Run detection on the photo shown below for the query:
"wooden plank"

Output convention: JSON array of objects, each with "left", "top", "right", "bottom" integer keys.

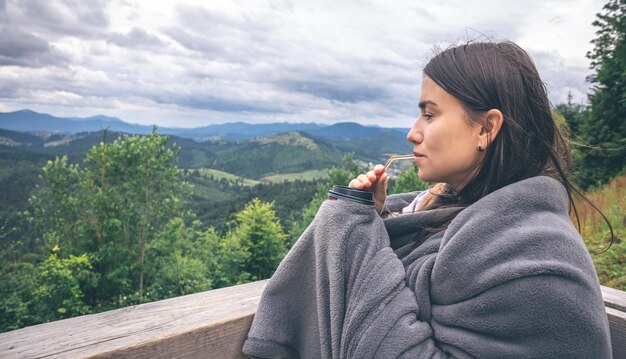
[
  {"left": 602, "top": 285, "right": 626, "bottom": 313},
  {"left": 1, "top": 281, "right": 624, "bottom": 358},
  {"left": 0, "top": 280, "right": 268, "bottom": 359},
  {"left": 607, "top": 306, "right": 626, "bottom": 359},
  {"left": 91, "top": 315, "right": 253, "bottom": 359}
]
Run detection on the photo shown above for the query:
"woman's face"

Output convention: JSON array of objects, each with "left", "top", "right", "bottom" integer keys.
[{"left": 407, "top": 76, "right": 485, "bottom": 191}]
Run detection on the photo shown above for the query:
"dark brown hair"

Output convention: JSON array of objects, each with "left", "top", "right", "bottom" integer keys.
[{"left": 399, "top": 41, "right": 613, "bottom": 256}]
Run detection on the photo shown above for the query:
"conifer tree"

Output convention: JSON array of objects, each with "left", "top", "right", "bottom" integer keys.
[{"left": 578, "top": 0, "right": 626, "bottom": 188}]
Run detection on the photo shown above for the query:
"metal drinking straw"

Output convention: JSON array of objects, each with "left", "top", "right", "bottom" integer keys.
[{"left": 383, "top": 154, "right": 415, "bottom": 171}]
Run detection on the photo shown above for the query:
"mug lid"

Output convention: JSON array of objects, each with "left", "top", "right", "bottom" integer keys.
[{"left": 328, "top": 185, "right": 374, "bottom": 205}]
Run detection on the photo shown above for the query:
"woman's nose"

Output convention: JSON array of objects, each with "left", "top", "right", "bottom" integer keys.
[{"left": 406, "top": 121, "right": 423, "bottom": 144}]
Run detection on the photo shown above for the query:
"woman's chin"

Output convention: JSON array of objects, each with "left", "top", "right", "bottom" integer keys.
[{"left": 416, "top": 170, "right": 429, "bottom": 183}]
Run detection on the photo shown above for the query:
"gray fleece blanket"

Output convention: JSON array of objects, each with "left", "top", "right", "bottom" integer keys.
[{"left": 242, "top": 176, "right": 612, "bottom": 358}]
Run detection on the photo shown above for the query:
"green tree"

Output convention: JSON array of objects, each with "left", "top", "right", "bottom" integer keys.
[
  {"left": 0, "top": 261, "right": 36, "bottom": 332},
  {"left": 84, "top": 132, "right": 190, "bottom": 299},
  {"left": 554, "top": 92, "right": 588, "bottom": 136},
  {"left": 288, "top": 153, "right": 365, "bottom": 244},
  {"left": 0, "top": 247, "right": 99, "bottom": 333},
  {"left": 232, "top": 198, "right": 287, "bottom": 280},
  {"left": 144, "top": 216, "right": 254, "bottom": 297},
  {"left": 389, "top": 163, "right": 429, "bottom": 194},
  {"left": 30, "top": 249, "right": 98, "bottom": 323},
  {"left": 27, "top": 156, "right": 81, "bottom": 252},
  {"left": 578, "top": 0, "right": 626, "bottom": 188},
  {"left": 216, "top": 230, "right": 254, "bottom": 286},
  {"left": 27, "top": 131, "right": 191, "bottom": 307},
  {"left": 146, "top": 218, "right": 213, "bottom": 299}
]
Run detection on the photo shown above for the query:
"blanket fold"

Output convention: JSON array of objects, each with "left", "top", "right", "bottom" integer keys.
[{"left": 242, "top": 176, "right": 612, "bottom": 358}]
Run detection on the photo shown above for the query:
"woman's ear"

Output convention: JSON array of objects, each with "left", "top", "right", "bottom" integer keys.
[{"left": 479, "top": 109, "right": 504, "bottom": 147}]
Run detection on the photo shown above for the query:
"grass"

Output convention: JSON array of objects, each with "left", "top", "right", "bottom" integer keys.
[
  {"left": 260, "top": 169, "right": 330, "bottom": 183},
  {"left": 190, "top": 168, "right": 260, "bottom": 187},
  {"left": 188, "top": 179, "right": 233, "bottom": 202},
  {"left": 572, "top": 174, "right": 626, "bottom": 291}
]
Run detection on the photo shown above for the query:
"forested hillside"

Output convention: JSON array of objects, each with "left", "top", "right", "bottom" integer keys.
[
  {"left": 0, "top": 132, "right": 340, "bottom": 332},
  {"left": 0, "top": 124, "right": 423, "bottom": 333}
]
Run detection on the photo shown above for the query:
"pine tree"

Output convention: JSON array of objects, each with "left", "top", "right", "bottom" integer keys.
[
  {"left": 578, "top": 0, "right": 626, "bottom": 188},
  {"left": 232, "top": 198, "right": 287, "bottom": 280}
]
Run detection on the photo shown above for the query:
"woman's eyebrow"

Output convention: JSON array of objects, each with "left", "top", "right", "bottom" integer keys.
[{"left": 418, "top": 100, "right": 437, "bottom": 109}]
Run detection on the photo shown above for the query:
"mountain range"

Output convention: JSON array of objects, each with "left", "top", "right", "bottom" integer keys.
[
  {"left": 0, "top": 109, "right": 415, "bottom": 176},
  {"left": 0, "top": 109, "right": 410, "bottom": 142}
]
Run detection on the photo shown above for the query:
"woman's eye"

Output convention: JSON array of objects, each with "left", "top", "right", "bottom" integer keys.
[{"left": 423, "top": 113, "right": 433, "bottom": 121}]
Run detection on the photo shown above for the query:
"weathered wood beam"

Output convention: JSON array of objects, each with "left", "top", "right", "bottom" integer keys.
[
  {"left": 0, "top": 280, "right": 268, "bottom": 359},
  {"left": 0, "top": 282, "right": 624, "bottom": 359}
]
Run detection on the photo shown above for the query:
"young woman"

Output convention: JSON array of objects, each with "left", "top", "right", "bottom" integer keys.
[{"left": 243, "top": 41, "right": 612, "bottom": 358}]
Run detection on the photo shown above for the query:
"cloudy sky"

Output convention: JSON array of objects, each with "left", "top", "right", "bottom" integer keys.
[{"left": 0, "top": 0, "right": 606, "bottom": 128}]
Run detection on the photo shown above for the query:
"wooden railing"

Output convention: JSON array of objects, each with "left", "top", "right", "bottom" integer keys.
[{"left": 1, "top": 281, "right": 625, "bottom": 358}]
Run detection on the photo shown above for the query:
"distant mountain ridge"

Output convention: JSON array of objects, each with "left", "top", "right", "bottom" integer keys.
[
  {"left": 168, "top": 122, "right": 325, "bottom": 142},
  {"left": 0, "top": 109, "right": 415, "bottom": 168},
  {"left": 0, "top": 109, "right": 410, "bottom": 142},
  {"left": 0, "top": 110, "right": 150, "bottom": 134},
  {"left": 0, "top": 128, "right": 345, "bottom": 179},
  {"left": 306, "top": 122, "right": 404, "bottom": 140}
]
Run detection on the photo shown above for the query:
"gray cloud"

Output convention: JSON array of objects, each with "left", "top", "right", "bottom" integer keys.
[
  {"left": 0, "top": 28, "right": 68, "bottom": 67},
  {"left": 0, "top": 0, "right": 602, "bottom": 127},
  {"left": 164, "top": 26, "right": 223, "bottom": 57},
  {"left": 175, "top": 4, "right": 275, "bottom": 38},
  {"left": 0, "top": 77, "right": 19, "bottom": 98},
  {"left": 170, "top": 96, "right": 283, "bottom": 113},
  {"left": 8, "top": 0, "right": 109, "bottom": 38},
  {"left": 164, "top": 4, "right": 281, "bottom": 65},
  {"left": 108, "top": 27, "right": 166, "bottom": 49},
  {"left": 530, "top": 50, "right": 592, "bottom": 105},
  {"left": 278, "top": 80, "right": 388, "bottom": 103},
  {"left": 95, "top": 3, "right": 418, "bottom": 116}
]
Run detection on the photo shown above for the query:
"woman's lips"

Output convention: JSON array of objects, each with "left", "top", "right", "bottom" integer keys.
[{"left": 413, "top": 152, "right": 426, "bottom": 164}]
